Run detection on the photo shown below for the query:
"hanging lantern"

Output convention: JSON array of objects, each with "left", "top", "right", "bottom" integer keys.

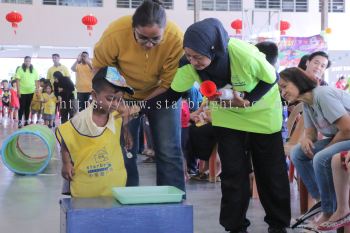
[
  {"left": 6, "top": 11, "right": 23, "bottom": 35},
  {"left": 279, "top": 20, "right": 290, "bottom": 35},
  {"left": 82, "top": 14, "right": 97, "bottom": 36},
  {"left": 231, "top": 19, "right": 242, "bottom": 34},
  {"left": 325, "top": 27, "right": 332, "bottom": 34}
]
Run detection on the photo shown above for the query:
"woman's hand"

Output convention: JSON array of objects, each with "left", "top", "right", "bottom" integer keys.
[
  {"left": 61, "top": 162, "right": 74, "bottom": 181},
  {"left": 219, "top": 92, "right": 250, "bottom": 108},
  {"left": 300, "top": 138, "right": 315, "bottom": 159}
]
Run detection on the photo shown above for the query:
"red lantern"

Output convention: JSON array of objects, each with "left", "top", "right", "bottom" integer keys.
[
  {"left": 6, "top": 11, "right": 22, "bottom": 35},
  {"left": 82, "top": 14, "right": 97, "bottom": 36},
  {"left": 231, "top": 19, "right": 242, "bottom": 34},
  {"left": 279, "top": 20, "right": 290, "bottom": 35}
]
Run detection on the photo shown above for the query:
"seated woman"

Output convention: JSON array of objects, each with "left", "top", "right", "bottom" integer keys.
[
  {"left": 317, "top": 151, "right": 350, "bottom": 231},
  {"left": 279, "top": 67, "right": 350, "bottom": 226}
]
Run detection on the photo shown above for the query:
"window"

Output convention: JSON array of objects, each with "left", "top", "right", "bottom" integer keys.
[
  {"left": 319, "top": 0, "right": 344, "bottom": 12},
  {"left": 42, "top": 0, "right": 103, "bottom": 7},
  {"left": 116, "top": 0, "right": 173, "bottom": 9},
  {"left": 0, "top": 0, "right": 32, "bottom": 3},
  {"left": 255, "top": 0, "right": 308, "bottom": 12},
  {"left": 187, "top": 0, "right": 242, "bottom": 11}
]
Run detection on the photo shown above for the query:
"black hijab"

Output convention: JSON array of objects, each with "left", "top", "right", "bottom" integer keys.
[{"left": 183, "top": 18, "right": 231, "bottom": 88}]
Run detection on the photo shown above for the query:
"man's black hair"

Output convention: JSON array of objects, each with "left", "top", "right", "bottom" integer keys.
[
  {"left": 308, "top": 51, "right": 331, "bottom": 68},
  {"left": 255, "top": 41, "right": 279, "bottom": 66}
]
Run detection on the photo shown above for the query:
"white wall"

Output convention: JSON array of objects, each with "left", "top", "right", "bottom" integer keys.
[{"left": 0, "top": 0, "right": 349, "bottom": 58}]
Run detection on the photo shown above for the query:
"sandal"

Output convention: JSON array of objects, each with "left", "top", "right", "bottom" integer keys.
[
  {"left": 191, "top": 172, "right": 209, "bottom": 181},
  {"left": 142, "top": 149, "right": 155, "bottom": 157},
  {"left": 143, "top": 157, "right": 155, "bottom": 163},
  {"left": 317, "top": 212, "right": 350, "bottom": 231}
]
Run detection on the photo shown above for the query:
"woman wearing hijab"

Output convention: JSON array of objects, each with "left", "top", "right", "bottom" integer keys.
[
  {"left": 53, "top": 71, "right": 75, "bottom": 124},
  {"left": 146, "top": 18, "right": 290, "bottom": 233}
]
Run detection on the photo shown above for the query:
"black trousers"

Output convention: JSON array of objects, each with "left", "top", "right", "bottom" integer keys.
[
  {"left": 77, "top": 92, "right": 91, "bottom": 112},
  {"left": 214, "top": 127, "right": 291, "bottom": 232},
  {"left": 19, "top": 93, "right": 34, "bottom": 122}
]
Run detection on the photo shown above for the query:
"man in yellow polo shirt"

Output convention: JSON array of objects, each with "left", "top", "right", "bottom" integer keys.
[
  {"left": 71, "top": 51, "right": 93, "bottom": 111},
  {"left": 46, "top": 53, "right": 70, "bottom": 85}
]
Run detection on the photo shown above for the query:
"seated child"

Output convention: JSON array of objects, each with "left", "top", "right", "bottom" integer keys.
[{"left": 55, "top": 66, "right": 138, "bottom": 198}]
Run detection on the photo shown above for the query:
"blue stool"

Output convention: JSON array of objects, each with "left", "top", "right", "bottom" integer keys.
[{"left": 60, "top": 197, "right": 193, "bottom": 233}]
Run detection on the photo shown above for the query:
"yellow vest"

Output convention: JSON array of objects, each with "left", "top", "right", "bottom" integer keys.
[{"left": 56, "top": 118, "right": 126, "bottom": 197}]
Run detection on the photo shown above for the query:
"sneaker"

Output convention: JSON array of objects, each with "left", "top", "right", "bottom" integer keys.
[
  {"left": 229, "top": 228, "right": 248, "bottom": 233},
  {"left": 268, "top": 227, "right": 287, "bottom": 233},
  {"left": 24, "top": 121, "right": 29, "bottom": 126},
  {"left": 18, "top": 121, "right": 23, "bottom": 128},
  {"left": 191, "top": 172, "right": 209, "bottom": 181}
]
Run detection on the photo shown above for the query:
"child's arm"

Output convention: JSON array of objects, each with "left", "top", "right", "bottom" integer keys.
[
  {"left": 61, "top": 140, "right": 74, "bottom": 181},
  {"left": 122, "top": 124, "right": 133, "bottom": 151},
  {"left": 42, "top": 95, "right": 47, "bottom": 103}
]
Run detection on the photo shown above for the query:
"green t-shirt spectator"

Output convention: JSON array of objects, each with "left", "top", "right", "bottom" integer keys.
[{"left": 16, "top": 67, "right": 39, "bottom": 94}]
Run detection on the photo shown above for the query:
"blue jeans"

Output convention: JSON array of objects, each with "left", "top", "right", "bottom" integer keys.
[
  {"left": 122, "top": 100, "right": 185, "bottom": 192},
  {"left": 291, "top": 138, "right": 350, "bottom": 213}
]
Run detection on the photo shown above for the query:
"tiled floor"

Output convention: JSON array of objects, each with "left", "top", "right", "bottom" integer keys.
[{"left": 0, "top": 118, "right": 334, "bottom": 233}]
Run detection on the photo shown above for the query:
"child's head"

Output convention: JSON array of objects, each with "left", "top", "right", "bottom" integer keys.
[
  {"left": 44, "top": 83, "right": 53, "bottom": 94},
  {"left": 39, "top": 78, "right": 47, "bottom": 87},
  {"left": 92, "top": 67, "right": 134, "bottom": 113},
  {"left": 1, "top": 80, "right": 9, "bottom": 89},
  {"left": 10, "top": 80, "right": 17, "bottom": 88}
]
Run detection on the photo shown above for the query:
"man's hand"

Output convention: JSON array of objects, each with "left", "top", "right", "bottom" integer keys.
[
  {"left": 77, "top": 53, "right": 82, "bottom": 63},
  {"left": 300, "top": 138, "right": 315, "bottom": 159}
]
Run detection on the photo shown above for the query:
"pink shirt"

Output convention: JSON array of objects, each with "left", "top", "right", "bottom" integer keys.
[{"left": 181, "top": 100, "right": 190, "bottom": 128}]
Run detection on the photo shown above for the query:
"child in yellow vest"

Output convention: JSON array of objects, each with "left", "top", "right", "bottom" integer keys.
[
  {"left": 42, "top": 83, "right": 58, "bottom": 128},
  {"left": 56, "top": 66, "right": 138, "bottom": 198},
  {"left": 30, "top": 88, "right": 43, "bottom": 124}
]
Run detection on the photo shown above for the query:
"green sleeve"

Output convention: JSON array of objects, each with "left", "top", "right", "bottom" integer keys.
[
  {"left": 34, "top": 69, "right": 39, "bottom": 80},
  {"left": 171, "top": 64, "right": 197, "bottom": 92},
  {"left": 249, "top": 52, "right": 276, "bottom": 84},
  {"left": 16, "top": 68, "right": 22, "bottom": 80}
]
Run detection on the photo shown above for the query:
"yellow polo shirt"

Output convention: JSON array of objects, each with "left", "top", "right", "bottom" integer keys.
[
  {"left": 93, "top": 15, "right": 183, "bottom": 100},
  {"left": 46, "top": 65, "right": 70, "bottom": 85},
  {"left": 75, "top": 63, "right": 93, "bottom": 93}
]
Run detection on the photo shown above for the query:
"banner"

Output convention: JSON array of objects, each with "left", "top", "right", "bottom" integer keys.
[{"left": 278, "top": 35, "right": 327, "bottom": 67}]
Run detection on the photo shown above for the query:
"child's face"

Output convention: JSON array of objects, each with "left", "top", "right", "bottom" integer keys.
[
  {"left": 40, "top": 81, "right": 45, "bottom": 87},
  {"left": 3, "top": 82, "right": 8, "bottom": 88},
  {"left": 12, "top": 82, "right": 17, "bottom": 88},
  {"left": 45, "top": 86, "right": 52, "bottom": 94},
  {"left": 92, "top": 85, "right": 124, "bottom": 113}
]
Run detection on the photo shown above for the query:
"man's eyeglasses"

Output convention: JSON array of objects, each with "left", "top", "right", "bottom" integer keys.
[{"left": 134, "top": 29, "right": 162, "bottom": 45}]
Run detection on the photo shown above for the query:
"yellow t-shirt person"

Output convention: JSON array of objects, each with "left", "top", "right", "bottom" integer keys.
[
  {"left": 42, "top": 93, "right": 57, "bottom": 115},
  {"left": 31, "top": 91, "right": 43, "bottom": 112},
  {"left": 47, "top": 65, "right": 70, "bottom": 86},
  {"left": 75, "top": 64, "right": 93, "bottom": 93}
]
